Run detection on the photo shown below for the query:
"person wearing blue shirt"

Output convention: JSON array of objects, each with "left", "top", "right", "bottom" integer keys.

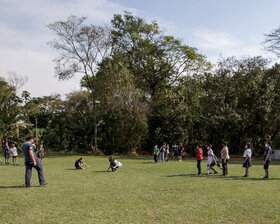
[
  {"left": 4, "top": 142, "right": 10, "bottom": 164},
  {"left": 263, "top": 141, "right": 272, "bottom": 179},
  {"left": 22, "top": 136, "right": 47, "bottom": 187}
]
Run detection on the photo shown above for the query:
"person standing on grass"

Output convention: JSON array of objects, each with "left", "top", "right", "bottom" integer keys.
[
  {"left": 196, "top": 144, "right": 203, "bottom": 176},
  {"left": 4, "top": 142, "right": 10, "bottom": 164},
  {"left": 242, "top": 142, "right": 252, "bottom": 177},
  {"left": 178, "top": 143, "right": 184, "bottom": 162},
  {"left": 22, "top": 136, "right": 47, "bottom": 187},
  {"left": 37, "top": 143, "right": 45, "bottom": 163},
  {"left": 173, "top": 144, "right": 179, "bottom": 159},
  {"left": 263, "top": 141, "right": 272, "bottom": 179},
  {"left": 10, "top": 144, "right": 19, "bottom": 165},
  {"left": 153, "top": 145, "right": 160, "bottom": 163},
  {"left": 159, "top": 142, "right": 166, "bottom": 163},
  {"left": 206, "top": 144, "right": 214, "bottom": 175},
  {"left": 221, "top": 142, "right": 230, "bottom": 176},
  {"left": 165, "top": 144, "right": 170, "bottom": 162}
]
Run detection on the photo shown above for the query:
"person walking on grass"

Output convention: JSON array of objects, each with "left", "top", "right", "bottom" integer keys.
[
  {"left": 153, "top": 145, "right": 160, "bottom": 164},
  {"left": 22, "top": 136, "right": 47, "bottom": 187},
  {"left": 210, "top": 152, "right": 223, "bottom": 174},
  {"left": 242, "top": 142, "right": 252, "bottom": 177},
  {"left": 10, "top": 144, "right": 19, "bottom": 165},
  {"left": 159, "top": 142, "right": 166, "bottom": 163},
  {"left": 4, "top": 142, "right": 10, "bottom": 164},
  {"left": 178, "top": 143, "right": 184, "bottom": 162},
  {"left": 196, "top": 144, "right": 203, "bottom": 176},
  {"left": 263, "top": 141, "right": 272, "bottom": 179},
  {"left": 206, "top": 144, "right": 214, "bottom": 175}
]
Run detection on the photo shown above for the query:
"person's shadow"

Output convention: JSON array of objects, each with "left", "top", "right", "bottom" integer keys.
[{"left": 0, "top": 185, "right": 41, "bottom": 189}]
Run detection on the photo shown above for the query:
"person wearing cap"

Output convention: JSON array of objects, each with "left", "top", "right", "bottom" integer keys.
[{"left": 22, "top": 136, "right": 47, "bottom": 187}]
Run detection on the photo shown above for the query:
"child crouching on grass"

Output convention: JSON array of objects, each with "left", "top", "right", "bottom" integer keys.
[
  {"left": 75, "top": 157, "right": 89, "bottom": 170},
  {"left": 108, "top": 156, "right": 122, "bottom": 172}
]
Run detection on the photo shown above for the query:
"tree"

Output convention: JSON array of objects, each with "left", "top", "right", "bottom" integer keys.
[
  {"left": 47, "top": 15, "right": 111, "bottom": 148},
  {"left": 0, "top": 77, "right": 21, "bottom": 146},
  {"left": 264, "top": 26, "right": 280, "bottom": 58}
]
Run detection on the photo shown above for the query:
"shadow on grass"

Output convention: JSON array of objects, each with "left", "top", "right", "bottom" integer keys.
[
  {"left": 161, "top": 173, "right": 280, "bottom": 181},
  {"left": 65, "top": 168, "right": 78, "bottom": 170},
  {"left": 0, "top": 185, "right": 41, "bottom": 189},
  {"left": 92, "top": 170, "right": 107, "bottom": 173}
]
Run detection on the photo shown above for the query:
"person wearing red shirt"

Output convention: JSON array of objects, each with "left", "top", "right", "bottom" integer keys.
[{"left": 196, "top": 144, "right": 203, "bottom": 176}]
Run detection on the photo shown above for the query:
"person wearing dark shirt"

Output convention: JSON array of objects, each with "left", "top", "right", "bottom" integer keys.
[
  {"left": 263, "top": 141, "right": 272, "bottom": 179},
  {"left": 178, "top": 143, "right": 184, "bottom": 162},
  {"left": 22, "top": 136, "right": 47, "bottom": 187},
  {"left": 4, "top": 142, "right": 10, "bottom": 164},
  {"left": 75, "top": 157, "right": 89, "bottom": 169}
]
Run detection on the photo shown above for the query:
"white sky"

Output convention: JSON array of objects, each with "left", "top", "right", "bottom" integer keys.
[{"left": 0, "top": 0, "right": 279, "bottom": 97}]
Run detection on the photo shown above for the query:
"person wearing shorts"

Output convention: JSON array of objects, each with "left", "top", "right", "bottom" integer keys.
[
  {"left": 37, "top": 144, "right": 45, "bottom": 163},
  {"left": 263, "top": 141, "right": 272, "bottom": 179},
  {"left": 10, "top": 144, "right": 19, "bottom": 165},
  {"left": 4, "top": 142, "right": 10, "bottom": 164},
  {"left": 242, "top": 142, "right": 252, "bottom": 177}
]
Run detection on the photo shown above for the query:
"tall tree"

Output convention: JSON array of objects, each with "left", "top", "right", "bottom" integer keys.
[
  {"left": 47, "top": 15, "right": 111, "bottom": 148},
  {"left": 264, "top": 26, "right": 280, "bottom": 58}
]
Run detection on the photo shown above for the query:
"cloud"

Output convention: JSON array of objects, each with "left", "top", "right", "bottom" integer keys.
[{"left": 0, "top": 0, "right": 138, "bottom": 97}]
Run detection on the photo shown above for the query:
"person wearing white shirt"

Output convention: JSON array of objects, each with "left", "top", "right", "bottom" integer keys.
[
  {"left": 206, "top": 144, "right": 214, "bottom": 175},
  {"left": 242, "top": 142, "right": 252, "bottom": 177},
  {"left": 10, "top": 144, "right": 19, "bottom": 165}
]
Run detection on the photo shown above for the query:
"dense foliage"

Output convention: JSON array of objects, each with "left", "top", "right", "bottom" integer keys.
[{"left": 1, "top": 13, "right": 280, "bottom": 155}]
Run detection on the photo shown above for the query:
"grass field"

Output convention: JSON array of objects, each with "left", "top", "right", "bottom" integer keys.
[{"left": 0, "top": 156, "right": 280, "bottom": 224}]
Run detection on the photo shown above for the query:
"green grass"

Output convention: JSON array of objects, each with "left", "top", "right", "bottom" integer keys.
[{"left": 0, "top": 156, "right": 280, "bottom": 224}]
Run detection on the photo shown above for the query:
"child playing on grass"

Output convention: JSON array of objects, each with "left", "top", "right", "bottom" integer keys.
[
  {"left": 196, "top": 144, "right": 203, "bottom": 176},
  {"left": 210, "top": 153, "right": 223, "bottom": 174},
  {"left": 107, "top": 155, "right": 122, "bottom": 172},
  {"left": 263, "top": 141, "right": 272, "bottom": 179},
  {"left": 10, "top": 144, "right": 19, "bottom": 165},
  {"left": 153, "top": 145, "right": 160, "bottom": 164},
  {"left": 75, "top": 157, "right": 89, "bottom": 169},
  {"left": 242, "top": 142, "right": 252, "bottom": 177},
  {"left": 206, "top": 144, "right": 214, "bottom": 175}
]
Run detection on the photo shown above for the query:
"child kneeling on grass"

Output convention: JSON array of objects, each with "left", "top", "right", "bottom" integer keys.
[
  {"left": 75, "top": 157, "right": 89, "bottom": 170},
  {"left": 108, "top": 155, "right": 122, "bottom": 172}
]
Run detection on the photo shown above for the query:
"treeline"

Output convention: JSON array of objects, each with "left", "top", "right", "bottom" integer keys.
[{"left": 1, "top": 13, "right": 280, "bottom": 155}]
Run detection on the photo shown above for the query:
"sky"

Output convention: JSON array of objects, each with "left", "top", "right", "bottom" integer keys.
[{"left": 1, "top": 0, "right": 280, "bottom": 97}]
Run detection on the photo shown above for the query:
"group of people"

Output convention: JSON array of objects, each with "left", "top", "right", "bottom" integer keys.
[
  {"left": 1, "top": 141, "right": 45, "bottom": 166},
  {"left": 74, "top": 155, "right": 123, "bottom": 172},
  {"left": 153, "top": 143, "right": 185, "bottom": 163},
  {"left": 195, "top": 141, "right": 272, "bottom": 179},
  {"left": 154, "top": 141, "right": 273, "bottom": 179}
]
